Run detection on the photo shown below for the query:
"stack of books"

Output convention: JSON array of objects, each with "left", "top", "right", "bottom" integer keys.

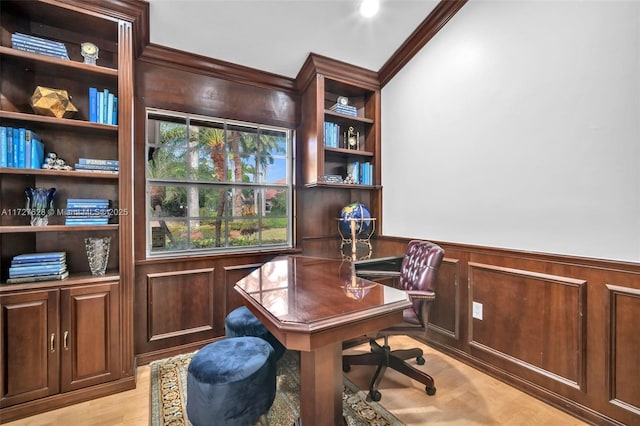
[
  {"left": 324, "top": 122, "right": 340, "bottom": 148},
  {"left": 11, "top": 33, "right": 70, "bottom": 60},
  {"left": 7, "top": 252, "right": 68, "bottom": 284},
  {"left": 0, "top": 126, "right": 45, "bottom": 169},
  {"left": 74, "top": 158, "right": 119, "bottom": 174},
  {"left": 65, "top": 198, "right": 111, "bottom": 225},
  {"left": 88, "top": 87, "right": 118, "bottom": 125},
  {"left": 329, "top": 102, "right": 357, "bottom": 117}
]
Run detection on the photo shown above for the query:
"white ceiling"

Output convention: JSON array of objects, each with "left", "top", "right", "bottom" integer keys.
[{"left": 146, "top": 0, "right": 440, "bottom": 78}]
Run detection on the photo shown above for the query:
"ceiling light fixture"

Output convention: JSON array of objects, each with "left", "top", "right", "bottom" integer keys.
[{"left": 359, "top": 0, "right": 379, "bottom": 18}]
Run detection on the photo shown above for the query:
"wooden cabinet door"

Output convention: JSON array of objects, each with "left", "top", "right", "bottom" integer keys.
[
  {"left": 59, "top": 282, "right": 121, "bottom": 392},
  {"left": 0, "top": 290, "right": 59, "bottom": 407}
]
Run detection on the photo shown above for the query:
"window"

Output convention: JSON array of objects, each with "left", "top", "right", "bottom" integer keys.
[{"left": 145, "top": 109, "right": 293, "bottom": 257}]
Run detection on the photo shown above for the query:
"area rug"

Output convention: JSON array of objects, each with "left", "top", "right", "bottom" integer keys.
[{"left": 150, "top": 349, "right": 405, "bottom": 426}]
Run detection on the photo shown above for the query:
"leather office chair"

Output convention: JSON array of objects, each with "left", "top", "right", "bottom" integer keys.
[{"left": 342, "top": 240, "right": 444, "bottom": 401}]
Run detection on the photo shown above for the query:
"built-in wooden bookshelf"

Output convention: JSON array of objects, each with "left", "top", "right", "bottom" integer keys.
[
  {"left": 0, "top": 0, "right": 141, "bottom": 421},
  {"left": 297, "top": 53, "right": 382, "bottom": 239}
]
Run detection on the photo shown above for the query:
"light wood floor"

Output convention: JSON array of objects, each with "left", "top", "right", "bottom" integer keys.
[{"left": 3, "top": 336, "right": 588, "bottom": 426}]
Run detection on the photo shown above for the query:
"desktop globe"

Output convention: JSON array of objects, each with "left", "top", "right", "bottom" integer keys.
[{"left": 339, "top": 202, "right": 372, "bottom": 237}]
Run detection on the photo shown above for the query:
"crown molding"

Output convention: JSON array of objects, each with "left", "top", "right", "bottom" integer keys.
[
  {"left": 379, "top": 0, "right": 468, "bottom": 87},
  {"left": 296, "top": 52, "right": 380, "bottom": 93}
]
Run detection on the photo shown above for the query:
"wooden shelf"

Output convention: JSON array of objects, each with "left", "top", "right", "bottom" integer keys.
[
  {"left": 0, "top": 110, "right": 117, "bottom": 132},
  {"left": 324, "top": 109, "right": 374, "bottom": 124},
  {"left": 304, "top": 182, "right": 382, "bottom": 189},
  {"left": 0, "top": 167, "right": 118, "bottom": 179},
  {"left": 0, "top": 271, "right": 119, "bottom": 292},
  {"left": 0, "top": 224, "right": 119, "bottom": 233},
  {"left": 324, "top": 147, "right": 374, "bottom": 157},
  {"left": 0, "top": 46, "right": 118, "bottom": 77}
]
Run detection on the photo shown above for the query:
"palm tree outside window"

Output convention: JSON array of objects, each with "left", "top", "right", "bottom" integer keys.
[{"left": 145, "top": 108, "right": 293, "bottom": 257}]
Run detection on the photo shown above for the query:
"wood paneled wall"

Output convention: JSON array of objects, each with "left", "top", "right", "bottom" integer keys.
[
  {"left": 132, "top": 44, "right": 300, "bottom": 363},
  {"left": 382, "top": 236, "right": 640, "bottom": 426}
]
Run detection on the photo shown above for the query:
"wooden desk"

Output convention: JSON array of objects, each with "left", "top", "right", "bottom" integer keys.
[{"left": 234, "top": 255, "right": 411, "bottom": 426}]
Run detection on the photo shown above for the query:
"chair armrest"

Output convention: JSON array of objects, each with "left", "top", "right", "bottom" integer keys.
[
  {"left": 356, "top": 270, "right": 401, "bottom": 279},
  {"left": 406, "top": 289, "right": 435, "bottom": 301},
  {"left": 354, "top": 255, "right": 404, "bottom": 273}
]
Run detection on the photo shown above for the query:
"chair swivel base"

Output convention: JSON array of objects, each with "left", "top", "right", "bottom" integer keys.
[{"left": 342, "top": 338, "right": 436, "bottom": 401}]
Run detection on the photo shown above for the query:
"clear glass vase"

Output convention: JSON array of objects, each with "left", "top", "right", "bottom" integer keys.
[{"left": 85, "top": 236, "right": 111, "bottom": 276}]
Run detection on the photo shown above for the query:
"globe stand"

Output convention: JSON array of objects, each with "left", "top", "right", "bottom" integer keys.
[{"left": 337, "top": 217, "right": 376, "bottom": 260}]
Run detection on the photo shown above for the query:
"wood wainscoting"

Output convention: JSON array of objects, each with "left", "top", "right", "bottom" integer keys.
[
  {"left": 369, "top": 236, "right": 640, "bottom": 426},
  {"left": 134, "top": 252, "right": 296, "bottom": 365}
]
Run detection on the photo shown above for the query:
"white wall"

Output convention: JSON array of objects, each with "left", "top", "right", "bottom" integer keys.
[{"left": 381, "top": 0, "right": 640, "bottom": 262}]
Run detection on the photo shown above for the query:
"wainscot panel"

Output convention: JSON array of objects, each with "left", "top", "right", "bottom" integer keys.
[{"left": 373, "top": 236, "right": 640, "bottom": 426}]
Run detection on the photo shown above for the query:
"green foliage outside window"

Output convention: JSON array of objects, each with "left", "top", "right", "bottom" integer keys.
[{"left": 146, "top": 109, "right": 292, "bottom": 256}]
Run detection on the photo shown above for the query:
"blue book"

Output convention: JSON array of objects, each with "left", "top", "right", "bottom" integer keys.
[
  {"left": 97, "top": 91, "right": 104, "bottom": 124},
  {"left": 106, "top": 93, "right": 114, "bottom": 125},
  {"left": 11, "top": 128, "right": 19, "bottom": 167},
  {"left": 66, "top": 200, "right": 109, "bottom": 204},
  {"left": 89, "top": 87, "right": 98, "bottom": 122},
  {"left": 65, "top": 218, "right": 110, "bottom": 225},
  {"left": 102, "top": 89, "right": 109, "bottom": 124},
  {"left": 16, "top": 128, "right": 26, "bottom": 168},
  {"left": 74, "top": 163, "right": 118, "bottom": 171},
  {"left": 6, "top": 127, "right": 13, "bottom": 167},
  {"left": 7, "top": 271, "right": 69, "bottom": 284},
  {"left": 11, "top": 259, "right": 65, "bottom": 267},
  {"left": 112, "top": 96, "right": 118, "bottom": 125},
  {"left": 11, "top": 33, "right": 67, "bottom": 52},
  {"left": 10, "top": 268, "right": 68, "bottom": 278},
  {"left": 12, "top": 252, "right": 66, "bottom": 262},
  {"left": 24, "top": 130, "right": 39, "bottom": 169},
  {"left": 11, "top": 42, "right": 69, "bottom": 60},
  {"left": 31, "top": 138, "right": 44, "bottom": 169},
  {"left": 0, "top": 126, "right": 6, "bottom": 167},
  {"left": 78, "top": 158, "right": 119, "bottom": 166}
]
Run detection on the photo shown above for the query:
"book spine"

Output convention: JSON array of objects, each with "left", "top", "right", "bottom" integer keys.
[
  {"left": 12, "top": 252, "right": 66, "bottom": 261},
  {"left": 6, "top": 127, "right": 14, "bottom": 167},
  {"left": 11, "top": 33, "right": 67, "bottom": 50},
  {"left": 17, "top": 128, "right": 26, "bottom": 168},
  {"left": 67, "top": 198, "right": 110, "bottom": 204},
  {"left": 112, "top": 96, "right": 118, "bottom": 125},
  {"left": 12, "top": 128, "right": 19, "bottom": 167},
  {"left": 0, "top": 126, "right": 6, "bottom": 167},
  {"left": 31, "top": 138, "right": 44, "bottom": 169},
  {"left": 98, "top": 91, "right": 104, "bottom": 124},
  {"left": 7, "top": 271, "right": 69, "bottom": 284},
  {"left": 10, "top": 266, "right": 67, "bottom": 275},
  {"left": 107, "top": 93, "right": 114, "bottom": 125},
  {"left": 78, "top": 158, "right": 119, "bottom": 166},
  {"left": 11, "top": 43, "right": 69, "bottom": 59},
  {"left": 65, "top": 219, "right": 110, "bottom": 225},
  {"left": 74, "top": 163, "right": 118, "bottom": 171},
  {"left": 89, "top": 87, "right": 98, "bottom": 123},
  {"left": 11, "top": 259, "right": 66, "bottom": 266},
  {"left": 102, "top": 89, "right": 109, "bottom": 124}
]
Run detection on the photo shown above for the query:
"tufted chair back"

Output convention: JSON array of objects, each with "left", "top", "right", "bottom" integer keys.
[{"left": 398, "top": 240, "right": 444, "bottom": 324}]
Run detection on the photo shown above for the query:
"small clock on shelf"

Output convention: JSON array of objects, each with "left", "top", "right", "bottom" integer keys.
[{"left": 81, "top": 42, "right": 99, "bottom": 65}]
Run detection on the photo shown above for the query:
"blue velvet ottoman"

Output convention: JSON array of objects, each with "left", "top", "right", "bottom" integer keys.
[
  {"left": 186, "top": 337, "right": 276, "bottom": 426},
  {"left": 225, "top": 306, "right": 286, "bottom": 360}
]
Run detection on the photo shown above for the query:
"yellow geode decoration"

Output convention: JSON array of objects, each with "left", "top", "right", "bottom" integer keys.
[{"left": 30, "top": 86, "right": 78, "bottom": 119}]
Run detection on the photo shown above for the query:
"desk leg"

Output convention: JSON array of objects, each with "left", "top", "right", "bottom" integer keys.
[{"left": 298, "top": 342, "right": 346, "bottom": 426}]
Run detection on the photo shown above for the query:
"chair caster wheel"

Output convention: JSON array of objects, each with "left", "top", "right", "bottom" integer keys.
[
  {"left": 342, "top": 363, "right": 351, "bottom": 373},
  {"left": 368, "top": 390, "right": 382, "bottom": 401},
  {"left": 416, "top": 356, "right": 425, "bottom": 365},
  {"left": 426, "top": 386, "right": 436, "bottom": 396}
]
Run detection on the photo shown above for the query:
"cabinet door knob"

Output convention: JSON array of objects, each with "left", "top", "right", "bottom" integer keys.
[
  {"left": 63, "top": 331, "right": 69, "bottom": 350},
  {"left": 50, "top": 333, "right": 56, "bottom": 352}
]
